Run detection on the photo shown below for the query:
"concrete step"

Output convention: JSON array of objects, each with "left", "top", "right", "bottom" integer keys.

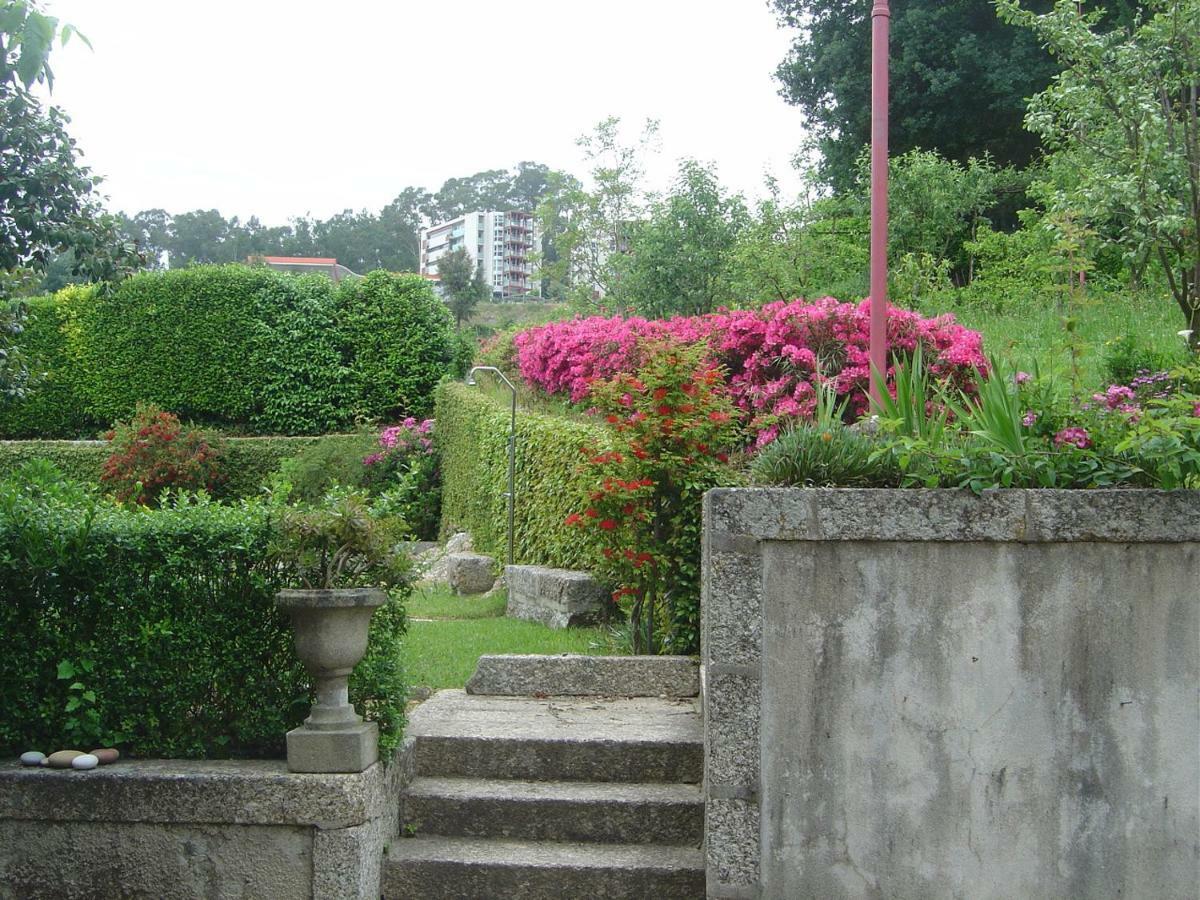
[
  {"left": 403, "top": 776, "right": 703, "bottom": 845},
  {"left": 407, "top": 690, "right": 702, "bottom": 783},
  {"left": 382, "top": 835, "right": 704, "bottom": 899}
]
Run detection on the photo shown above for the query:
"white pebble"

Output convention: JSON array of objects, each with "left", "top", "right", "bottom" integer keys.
[
  {"left": 20, "top": 751, "right": 46, "bottom": 766},
  {"left": 71, "top": 754, "right": 99, "bottom": 770}
]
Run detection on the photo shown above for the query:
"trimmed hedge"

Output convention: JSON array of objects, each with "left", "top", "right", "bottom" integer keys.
[
  {"left": 0, "top": 435, "right": 370, "bottom": 500},
  {"left": 0, "top": 266, "right": 463, "bottom": 437},
  {"left": 0, "top": 482, "right": 407, "bottom": 759},
  {"left": 435, "top": 381, "right": 611, "bottom": 568},
  {"left": 338, "top": 271, "right": 463, "bottom": 421},
  {"left": 0, "top": 290, "right": 99, "bottom": 438}
]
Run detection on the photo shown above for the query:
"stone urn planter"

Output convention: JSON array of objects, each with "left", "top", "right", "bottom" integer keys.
[{"left": 276, "top": 587, "right": 387, "bottom": 773}]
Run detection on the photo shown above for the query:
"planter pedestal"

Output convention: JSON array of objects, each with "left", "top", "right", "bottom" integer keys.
[{"left": 276, "top": 587, "right": 387, "bottom": 773}]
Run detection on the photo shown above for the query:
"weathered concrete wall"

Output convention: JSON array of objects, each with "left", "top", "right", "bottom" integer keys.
[
  {"left": 702, "top": 488, "right": 1200, "bottom": 900},
  {"left": 0, "top": 744, "right": 414, "bottom": 900}
]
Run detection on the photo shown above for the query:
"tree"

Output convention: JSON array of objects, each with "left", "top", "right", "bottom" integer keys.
[
  {"left": 538, "top": 117, "right": 659, "bottom": 306},
  {"left": 620, "top": 160, "right": 749, "bottom": 318},
  {"left": 771, "top": 0, "right": 1147, "bottom": 190},
  {"left": 436, "top": 247, "right": 487, "bottom": 326},
  {"left": 997, "top": 0, "right": 1200, "bottom": 345}
]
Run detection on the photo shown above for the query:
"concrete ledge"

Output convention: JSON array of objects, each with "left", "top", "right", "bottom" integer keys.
[
  {"left": 505, "top": 565, "right": 611, "bottom": 628},
  {"left": 0, "top": 743, "right": 416, "bottom": 900},
  {"left": 705, "top": 487, "right": 1200, "bottom": 543},
  {"left": 466, "top": 654, "right": 700, "bottom": 697}
]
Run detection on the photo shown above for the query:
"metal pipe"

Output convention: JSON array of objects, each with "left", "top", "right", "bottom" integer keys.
[
  {"left": 466, "top": 366, "right": 516, "bottom": 567},
  {"left": 869, "top": 0, "right": 891, "bottom": 404}
]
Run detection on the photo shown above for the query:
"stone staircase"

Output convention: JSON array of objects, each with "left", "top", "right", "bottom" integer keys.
[{"left": 382, "top": 657, "right": 705, "bottom": 899}]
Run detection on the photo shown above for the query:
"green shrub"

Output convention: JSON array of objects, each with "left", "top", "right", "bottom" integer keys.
[
  {"left": 0, "top": 465, "right": 408, "bottom": 758},
  {"left": 61, "top": 266, "right": 352, "bottom": 433},
  {"left": 274, "top": 431, "right": 378, "bottom": 505},
  {"left": 0, "top": 290, "right": 98, "bottom": 438},
  {"left": 0, "top": 435, "right": 370, "bottom": 500},
  {"left": 1101, "top": 333, "right": 1184, "bottom": 385},
  {"left": 750, "top": 424, "right": 901, "bottom": 487},
  {"left": 435, "top": 380, "right": 611, "bottom": 569},
  {"left": 337, "top": 271, "right": 461, "bottom": 421},
  {"left": 101, "top": 404, "right": 226, "bottom": 505}
]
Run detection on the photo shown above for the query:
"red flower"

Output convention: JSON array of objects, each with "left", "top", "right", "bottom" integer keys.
[
  {"left": 606, "top": 414, "right": 619, "bottom": 424},
  {"left": 585, "top": 508, "right": 599, "bottom": 518},
  {"left": 564, "top": 513, "right": 583, "bottom": 526},
  {"left": 656, "top": 404, "right": 672, "bottom": 416},
  {"left": 653, "top": 387, "right": 669, "bottom": 401},
  {"left": 600, "top": 519, "right": 617, "bottom": 530},
  {"left": 709, "top": 411, "right": 730, "bottom": 423},
  {"left": 716, "top": 452, "right": 729, "bottom": 463},
  {"left": 622, "top": 503, "right": 635, "bottom": 515},
  {"left": 633, "top": 448, "right": 648, "bottom": 460},
  {"left": 602, "top": 547, "right": 614, "bottom": 558}
]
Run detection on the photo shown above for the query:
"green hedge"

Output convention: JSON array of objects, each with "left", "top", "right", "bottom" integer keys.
[
  {"left": 0, "top": 266, "right": 463, "bottom": 438},
  {"left": 0, "top": 435, "right": 370, "bottom": 500},
  {"left": 338, "top": 271, "right": 463, "bottom": 421},
  {"left": 0, "top": 290, "right": 99, "bottom": 438},
  {"left": 435, "top": 381, "right": 611, "bottom": 568},
  {"left": 0, "top": 481, "right": 407, "bottom": 759}
]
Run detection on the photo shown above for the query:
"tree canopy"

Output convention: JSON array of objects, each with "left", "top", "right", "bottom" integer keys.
[{"left": 772, "top": 0, "right": 1148, "bottom": 189}]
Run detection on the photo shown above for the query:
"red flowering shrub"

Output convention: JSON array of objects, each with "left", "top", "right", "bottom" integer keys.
[
  {"left": 565, "top": 340, "right": 740, "bottom": 653},
  {"left": 101, "top": 404, "right": 226, "bottom": 505},
  {"left": 513, "top": 298, "right": 987, "bottom": 446}
]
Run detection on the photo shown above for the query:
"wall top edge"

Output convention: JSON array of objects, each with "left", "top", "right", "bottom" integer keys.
[{"left": 704, "top": 488, "right": 1200, "bottom": 543}]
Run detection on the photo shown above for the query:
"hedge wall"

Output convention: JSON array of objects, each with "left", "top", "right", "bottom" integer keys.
[
  {"left": 0, "top": 435, "right": 369, "bottom": 500},
  {"left": 435, "top": 381, "right": 611, "bottom": 569},
  {"left": 0, "top": 266, "right": 463, "bottom": 438},
  {"left": 0, "top": 483, "right": 407, "bottom": 759},
  {"left": 0, "top": 290, "right": 99, "bottom": 439}
]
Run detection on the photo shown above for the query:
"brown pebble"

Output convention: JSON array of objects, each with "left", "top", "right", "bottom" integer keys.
[
  {"left": 90, "top": 748, "right": 120, "bottom": 765},
  {"left": 46, "top": 750, "right": 85, "bottom": 769}
]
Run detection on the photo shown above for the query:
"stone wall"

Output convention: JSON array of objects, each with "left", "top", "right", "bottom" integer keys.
[
  {"left": 0, "top": 741, "right": 414, "bottom": 900},
  {"left": 701, "top": 488, "right": 1200, "bottom": 900}
]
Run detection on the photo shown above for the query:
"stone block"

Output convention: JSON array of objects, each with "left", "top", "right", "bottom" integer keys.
[
  {"left": 705, "top": 797, "right": 760, "bottom": 893},
  {"left": 286, "top": 722, "right": 379, "bottom": 774},
  {"left": 466, "top": 654, "right": 700, "bottom": 697},
  {"left": 704, "top": 668, "right": 760, "bottom": 788},
  {"left": 446, "top": 552, "right": 495, "bottom": 595},
  {"left": 505, "top": 565, "right": 610, "bottom": 629}
]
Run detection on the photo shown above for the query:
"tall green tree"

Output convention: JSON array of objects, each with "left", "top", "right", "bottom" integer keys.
[
  {"left": 620, "top": 160, "right": 749, "bottom": 317},
  {"left": 772, "top": 0, "right": 1147, "bottom": 189},
  {"left": 538, "top": 117, "right": 659, "bottom": 306},
  {"left": 435, "top": 247, "right": 487, "bottom": 326},
  {"left": 998, "top": 0, "right": 1200, "bottom": 345}
]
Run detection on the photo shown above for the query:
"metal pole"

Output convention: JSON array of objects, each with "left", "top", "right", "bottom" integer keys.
[
  {"left": 466, "top": 366, "right": 517, "bottom": 567},
  {"left": 869, "top": 0, "right": 891, "bottom": 404}
]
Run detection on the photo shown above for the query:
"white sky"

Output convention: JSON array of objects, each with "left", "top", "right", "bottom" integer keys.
[{"left": 38, "top": 0, "right": 809, "bottom": 225}]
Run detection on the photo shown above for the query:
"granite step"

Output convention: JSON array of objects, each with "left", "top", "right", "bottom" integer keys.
[
  {"left": 403, "top": 776, "right": 703, "bottom": 845},
  {"left": 406, "top": 690, "right": 703, "bottom": 783},
  {"left": 382, "top": 835, "right": 704, "bottom": 899}
]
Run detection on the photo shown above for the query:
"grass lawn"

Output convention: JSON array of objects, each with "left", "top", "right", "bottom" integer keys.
[
  {"left": 403, "top": 585, "right": 614, "bottom": 691},
  {"left": 928, "top": 290, "right": 1188, "bottom": 389}
]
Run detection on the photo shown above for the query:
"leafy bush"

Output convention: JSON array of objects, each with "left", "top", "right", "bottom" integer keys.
[
  {"left": 362, "top": 418, "right": 440, "bottom": 541},
  {"left": 1101, "top": 333, "right": 1184, "bottom": 386},
  {"left": 274, "top": 431, "right": 378, "bottom": 505},
  {"left": 566, "top": 340, "right": 742, "bottom": 653},
  {"left": 270, "top": 490, "right": 411, "bottom": 589},
  {"left": 0, "top": 464, "right": 408, "bottom": 758},
  {"left": 0, "top": 434, "right": 369, "bottom": 500},
  {"left": 0, "top": 290, "right": 97, "bottom": 438},
  {"left": 336, "top": 271, "right": 461, "bottom": 421},
  {"left": 101, "top": 404, "right": 226, "bottom": 505},
  {"left": 512, "top": 299, "right": 986, "bottom": 445},
  {"left": 435, "top": 380, "right": 611, "bottom": 568}
]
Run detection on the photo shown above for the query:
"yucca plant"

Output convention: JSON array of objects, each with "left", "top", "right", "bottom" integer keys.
[{"left": 869, "top": 346, "right": 950, "bottom": 443}]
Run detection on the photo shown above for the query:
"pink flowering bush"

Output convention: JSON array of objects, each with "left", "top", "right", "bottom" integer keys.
[
  {"left": 513, "top": 299, "right": 986, "bottom": 445},
  {"left": 362, "top": 418, "right": 440, "bottom": 540}
]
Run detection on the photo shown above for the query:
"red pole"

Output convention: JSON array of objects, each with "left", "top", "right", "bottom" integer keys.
[{"left": 869, "top": 0, "right": 890, "bottom": 405}]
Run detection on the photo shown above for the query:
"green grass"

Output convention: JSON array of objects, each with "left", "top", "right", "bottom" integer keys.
[
  {"left": 925, "top": 289, "right": 1188, "bottom": 389},
  {"left": 402, "top": 586, "right": 614, "bottom": 690}
]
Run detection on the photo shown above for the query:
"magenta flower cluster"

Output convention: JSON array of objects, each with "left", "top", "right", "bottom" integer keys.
[
  {"left": 364, "top": 418, "right": 434, "bottom": 466},
  {"left": 513, "top": 298, "right": 987, "bottom": 444},
  {"left": 1053, "top": 427, "right": 1093, "bottom": 450}
]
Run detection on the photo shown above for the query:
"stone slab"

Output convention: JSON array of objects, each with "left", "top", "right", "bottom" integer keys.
[
  {"left": 466, "top": 654, "right": 700, "bottom": 697},
  {"left": 505, "top": 564, "right": 610, "bottom": 628},
  {"left": 447, "top": 552, "right": 496, "bottom": 595},
  {"left": 287, "top": 721, "right": 379, "bottom": 773}
]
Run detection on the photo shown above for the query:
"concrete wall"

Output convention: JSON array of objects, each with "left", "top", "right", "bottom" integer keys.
[
  {"left": 702, "top": 488, "right": 1200, "bottom": 900},
  {"left": 0, "top": 742, "right": 414, "bottom": 900}
]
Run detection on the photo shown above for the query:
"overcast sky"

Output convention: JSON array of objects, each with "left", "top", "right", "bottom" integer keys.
[{"left": 38, "top": 0, "right": 810, "bottom": 225}]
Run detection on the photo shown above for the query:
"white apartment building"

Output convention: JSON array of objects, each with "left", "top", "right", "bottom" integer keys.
[{"left": 419, "top": 210, "right": 540, "bottom": 300}]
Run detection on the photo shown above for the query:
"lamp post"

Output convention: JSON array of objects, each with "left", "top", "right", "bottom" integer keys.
[
  {"left": 869, "top": 0, "right": 891, "bottom": 404},
  {"left": 466, "top": 366, "right": 516, "bottom": 567}
]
